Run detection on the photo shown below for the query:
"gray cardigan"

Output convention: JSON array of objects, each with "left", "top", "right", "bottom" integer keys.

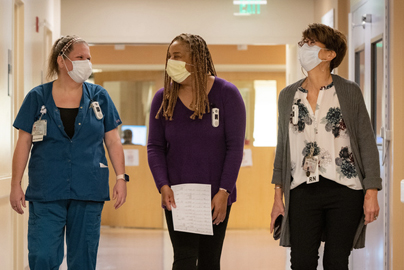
[{"left": 272, "top": 74, "right": 382, "bottom": 249}]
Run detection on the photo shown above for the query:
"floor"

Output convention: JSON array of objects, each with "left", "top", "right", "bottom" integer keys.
[{"left": 60, "top": 226, "right": 286, "bottom": 270}]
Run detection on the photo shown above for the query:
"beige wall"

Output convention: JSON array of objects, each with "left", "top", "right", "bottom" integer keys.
[
  {"left": 0, "top": 1, "right": 61, "bottom": 269},
  {"left": 61, "top": 0, "right": 315, "bottom": 45},
  {"left": 89, "top": 44, "right": 286, "bottom": 66},
  {"left": 390, "top": 0, "right": 404, "bottom": 268}
]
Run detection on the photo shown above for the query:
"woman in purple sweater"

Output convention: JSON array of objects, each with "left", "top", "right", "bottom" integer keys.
[{"left": 147, "top": 33, "right": 246, "bottom": 270}]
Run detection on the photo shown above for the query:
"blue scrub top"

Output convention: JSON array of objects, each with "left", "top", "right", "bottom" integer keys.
[{"left": 13, "top": 81, "right": 122, "bottom": 202}]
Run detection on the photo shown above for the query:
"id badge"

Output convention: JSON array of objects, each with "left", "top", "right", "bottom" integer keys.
[
  {"left": 305, "top": 156, "right": 319, "bottom": 184},
  {"left": 32, "top": 119, "right": 47, "bottom": 142}
]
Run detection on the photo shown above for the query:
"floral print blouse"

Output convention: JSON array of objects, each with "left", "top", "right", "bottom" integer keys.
[{"left": 289, "top": 82, "right": 362, "bottom": 190}]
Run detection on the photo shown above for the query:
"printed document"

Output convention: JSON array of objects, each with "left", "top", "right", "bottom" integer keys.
[{"left": 171, "top": 184, "right": 213, "bottom": 235}]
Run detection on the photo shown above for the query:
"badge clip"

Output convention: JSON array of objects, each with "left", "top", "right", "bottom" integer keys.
[
  {"left": 91, "top": 101, "right": 103, "bottom": 120},
  {"left": 211, "top": 108, "right": 219, "bottom": 127}
]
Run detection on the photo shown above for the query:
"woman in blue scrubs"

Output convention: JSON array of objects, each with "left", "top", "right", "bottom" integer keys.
[{"left": 9, "top": 35, "right": 128, "bottom": 270}]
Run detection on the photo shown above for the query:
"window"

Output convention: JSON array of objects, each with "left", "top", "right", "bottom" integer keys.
[
  {"left": 253, "top": 80, "right": 277, "bottom": 147},
  {"left": 371, "top": 39, "right": 383, "bottom": 143}
]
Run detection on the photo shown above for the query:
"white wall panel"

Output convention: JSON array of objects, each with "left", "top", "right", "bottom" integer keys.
[{"left": 61, "top": 0, "right": 314, "bottom": 45}]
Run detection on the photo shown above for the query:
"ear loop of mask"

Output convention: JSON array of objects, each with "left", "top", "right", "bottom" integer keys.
[{"left": 61, "top": 53, "right": 72, "bottom": 72}]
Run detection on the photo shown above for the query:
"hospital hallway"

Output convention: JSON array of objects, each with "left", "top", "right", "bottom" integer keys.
[
  {"left": 2, "top": 0, "right": 404, "bottom": 269},
  {"left": 60, "top": 227, "right": 285, "bottom": 270}
]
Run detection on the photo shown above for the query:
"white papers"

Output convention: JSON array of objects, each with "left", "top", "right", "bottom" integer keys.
[
  {"left": 124, "top": 149, "right": 139, "bottom": 166},
  {"left": 171, "top": 184, "right": 213, "bottom": 235}
]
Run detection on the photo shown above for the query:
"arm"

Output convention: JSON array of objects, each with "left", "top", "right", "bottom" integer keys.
[
  {"left": 104, "top": 128, "right": 127, "bottom": 209},
  {"left": 10, "top": 129, "right": 32, "bottom": 214},
  {"left": 270, "top": 91, "right": 287, "bottom": 231},
  {"left": 212, "top": 84, "right": 246, "bottom": 225},
  {"left": 272, "top": 90, "right": 286, "bottom": 186},
  {"left": 147, "top": 90, "right": 175, "bottom": 210},
  {"left": 270, "top": 186, "right": 285, "bottom": 232},
  {"left": 352, "top": 84, "right": 381, "bottom": 224}
]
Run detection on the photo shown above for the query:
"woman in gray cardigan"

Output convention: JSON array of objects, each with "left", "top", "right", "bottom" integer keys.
[{"left": 270, "top": 23, "right": 382, "bottom": 269}]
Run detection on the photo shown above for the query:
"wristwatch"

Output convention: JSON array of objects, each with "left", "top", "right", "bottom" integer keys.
[{"left": 116, "top": 174, "right": 129, "bottom": 182}]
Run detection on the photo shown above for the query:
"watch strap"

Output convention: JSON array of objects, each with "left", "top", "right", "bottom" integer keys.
[{"left": 116, "top": 174, "right": 129, "bottom": 182}]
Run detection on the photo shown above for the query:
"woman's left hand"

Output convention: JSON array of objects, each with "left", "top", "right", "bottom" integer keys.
[
  {"left": 363, "top": 189, "right": 379, "bottom": 225},
  {"left": 211, "top": 189, "right": 229, "bottom": 225},
  {"left": 113, "top": 179, "right": 127, "bottom": 209}
]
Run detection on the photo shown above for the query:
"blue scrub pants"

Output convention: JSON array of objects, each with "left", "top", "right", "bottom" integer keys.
[{"left": 28, "top": 200, "right": 104, "bottom": 270}]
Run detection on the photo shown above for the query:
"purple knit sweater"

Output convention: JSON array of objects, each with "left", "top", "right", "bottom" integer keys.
[{"left": 147, "top": 77, "right": 246, "bottom": 205}]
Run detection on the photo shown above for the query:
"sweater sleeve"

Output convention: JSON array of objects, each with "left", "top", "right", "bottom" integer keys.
[
  {"left": 272, "top": 89, "right": 286, "bottom": 185},
  {"left": 147, "top": 89, "right": 169, "bottom": 192},
  {"left": 219, "top": 82, "right": 246, "bottom": 193},
  {"left": 352, "top": 84, "right": 383, "bottom": 190}
]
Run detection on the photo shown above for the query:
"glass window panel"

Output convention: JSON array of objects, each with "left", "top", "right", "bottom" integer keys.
[
  {"left": 372, "top": 40, "right": 383, "bottom": 143},
  {"left": 355, "top": 50, "right": 365, "bottom": 94}
]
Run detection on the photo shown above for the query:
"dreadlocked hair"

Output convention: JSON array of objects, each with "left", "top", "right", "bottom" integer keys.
[{"left": 156, "top": 33, "right": 217, "bottom": 120}]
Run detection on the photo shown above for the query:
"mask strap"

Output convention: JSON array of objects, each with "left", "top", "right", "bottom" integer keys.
[
  {"left": 184, "top": 62, "right": 195, "bottom": 74},
  {"left": 61, "top": 54, "right": 72, "bottom": 72}
]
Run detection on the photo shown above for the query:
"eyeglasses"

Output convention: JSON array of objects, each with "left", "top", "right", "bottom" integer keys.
[
  {"left": 298, "top": 39, "right": 318, "bottom": 47},
  {"left": 298, "top": 39, "right": 331, "bottom": 51}
]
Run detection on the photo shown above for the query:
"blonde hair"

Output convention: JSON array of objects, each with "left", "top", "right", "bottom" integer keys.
[{"left": 156, "top": 33, "right": 217, "bottom": 120}]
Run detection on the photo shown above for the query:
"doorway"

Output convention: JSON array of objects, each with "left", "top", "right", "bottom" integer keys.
[{"left": 349, "top": 2, "right": 390, "bottom": 270}]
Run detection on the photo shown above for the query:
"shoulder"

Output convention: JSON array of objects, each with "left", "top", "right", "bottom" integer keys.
[
  {"left": 84, "top": 82, "right": 109, "bottom": 98},
  {"left": 150, "top": 88, "right": 165, "bottom": 111},
  {"left": 152, "top": 88, "right": 165, "bottom": 103},
  {"left": 279, "top": 79, "right": 303, "bottom": 102},
  {"left": 24, "top": 82, "right": 53, "bottom": 102},
  {"left": 213, "top": 77, "right": 242, "bottom": 101},
  {"left": 214, "top": 77, "right": 238, "bottom": 92},
  {"left": 155, "top": 87, "right": 165, "bottom": 98},
  {"left": 332, "top": 75, "right": 362, "bottom": 94}
]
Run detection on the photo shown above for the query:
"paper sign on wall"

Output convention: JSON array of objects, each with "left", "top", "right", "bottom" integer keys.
[{"left": 124, "top": 149, "right": 139, "bottom": 166}]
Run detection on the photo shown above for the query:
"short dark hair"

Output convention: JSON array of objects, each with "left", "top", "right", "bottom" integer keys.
[{"left": 301, "top": 23, "right": 347, "bottom": 72}]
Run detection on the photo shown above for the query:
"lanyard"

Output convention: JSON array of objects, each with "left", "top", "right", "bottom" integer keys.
[{"left": 39, "top": 105, "right": 47, "bottom": 120}]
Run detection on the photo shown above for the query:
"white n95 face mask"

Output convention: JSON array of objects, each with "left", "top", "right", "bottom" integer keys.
[
  {"left": 166, "top": 59, "right": 192, "bottom": 83},
  {"left": 63, "top": 55, "right": 93, "bottom": 83},
  {"left": 298, "top": 43, "right": 324, "bottom": 72}
]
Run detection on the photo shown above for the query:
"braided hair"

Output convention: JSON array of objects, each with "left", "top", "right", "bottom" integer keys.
[
  {"left": 156, "top": 33, "right": 217, "bottom": 120},
  {"left": 47, "top": 35, "right": 87, "bottom": 80}
]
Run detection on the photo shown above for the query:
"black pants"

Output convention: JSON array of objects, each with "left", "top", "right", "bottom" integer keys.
[
  {"left": 165, "top": 206, "right": 231, "bottom": 270},
  {"left": 289, "top": 176, "right": 364, "bottom": 270}
]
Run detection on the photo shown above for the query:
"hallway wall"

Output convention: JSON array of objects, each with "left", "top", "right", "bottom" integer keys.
[
  {"left": 390, "top": 0, "right": 404, "bottom": 268},
  {"left": 61, "top": 0, "right": 315, "bottom": 45},
  {"left": 0, "top": 1, "right": 61, "bottom": 269}
]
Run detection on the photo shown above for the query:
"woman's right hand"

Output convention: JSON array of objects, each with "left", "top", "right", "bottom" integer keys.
[
  {"left": 270, "top": 196, "right": 285, "bottom": 233},
  {"left": 10, "top": 185, "right": 26, "bottom": 215},
  {"left": 160, "top": 185, "right": 176, "bottom": 211}
]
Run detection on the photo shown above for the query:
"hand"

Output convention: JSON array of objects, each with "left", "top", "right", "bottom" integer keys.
[
  {"left": 10, "top": 185, "right": 26, "bottom": 215},
  {"left": 211, "top": 189, "right": 229, "bottom": 225},
  {"left": 363, "top": 189, "right": 379, "bottom": 225},
  {"left": 112, "top": 179, "right": 127, "bottom": 209},
  {"left": 161, "top": 185, "right": 176, "bottom": 211},
  {"left": 270, "top": 197, "right": 285, "bottom": 233}
]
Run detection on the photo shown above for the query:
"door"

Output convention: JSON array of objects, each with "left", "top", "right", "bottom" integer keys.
[{"left": 349, "top": 1, "right": 390, "bottom": 269}]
